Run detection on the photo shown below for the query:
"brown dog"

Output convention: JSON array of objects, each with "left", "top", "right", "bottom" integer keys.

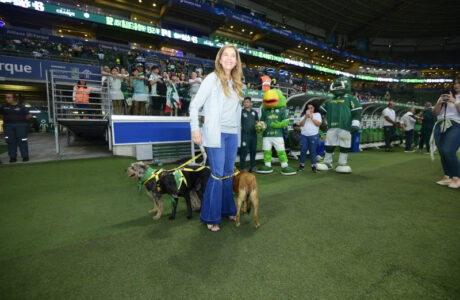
[
  {"left": 125, "top": 162, "right": 165, "bottom": 220},
  {"left": 232, "top": 171, "right": 260, "bottom": 228}
]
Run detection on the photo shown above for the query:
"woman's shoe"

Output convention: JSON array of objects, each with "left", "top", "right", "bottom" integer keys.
[
  {"left": 206, "top": 224, "right": 220, "bottom": 232},
  {"left": 436, "top": 176, "right": 452, "bottom": 186},
  {"left": 448, "top": 178, "right": 460, "bottom": 189},
  {"left": 228, "top": 216, "right": 236, "bottom": 222}
]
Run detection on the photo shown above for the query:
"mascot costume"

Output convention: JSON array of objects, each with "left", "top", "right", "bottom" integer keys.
[
  {"left": 257, "top": 89, "right": 296, "bottom": 175},
  {"left": 317, "top": 77, "right": 362, "bottom": 173}
]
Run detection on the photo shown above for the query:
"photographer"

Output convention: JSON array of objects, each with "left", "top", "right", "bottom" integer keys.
[{"left": 432, "top": 77, "right": 460, "bottom": 188}]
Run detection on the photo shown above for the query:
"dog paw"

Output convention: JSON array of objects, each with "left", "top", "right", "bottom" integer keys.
[
  {"left": 187, "top": 215, "right": 193, "bottom": 220},
  {"left": 255, "top": 223, "right": 261, "bottom": 228},
  {"left": 235, "top": 222, "right": 241, "bottom": 227},
  {"left": 168, "top": 215, "right": 176, "bottom": 220},
  {"left": 148, "top": 209, "right": 156, "bottom": 214},
  {"left": 152, "top": 214, "right": 161, "bottom": 220}
]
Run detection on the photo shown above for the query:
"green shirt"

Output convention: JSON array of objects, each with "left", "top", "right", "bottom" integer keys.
[
  {"left": 261, "top": 108, "right": 286, "bottom": 137},
  {"left": 177, "top": 83, "right": 190, "bottom": 101},
  {"left": 241, "top": 108, "right": 259, "bottom": 136},
  {"left": 320, "top": 94, "right": 362, "bottom": 131}
]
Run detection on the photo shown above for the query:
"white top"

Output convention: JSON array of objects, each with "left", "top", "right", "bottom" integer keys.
[
  {"left": 189, "top": 72, "right": 241, "bottom": 148},
  {"left": 149, "top": 73, "right": 160, "bottom": 96},
  {"left": 382, "top": 107, "right": 396, "bottom": 126},
  {"left": 220, "top": 80, "right": 240, "bottom": 134},
  {"left": 189, "top": 77, "right": 202, "bottom": 88},
  {"left": 301, "top": 112, "right": 322, "bottom": 136},
  {"left": 401, "top": 111, "right": 416, "bottom": 130},
  {"left": 438, "top": 95, "right": 460, "bottom": 121}
]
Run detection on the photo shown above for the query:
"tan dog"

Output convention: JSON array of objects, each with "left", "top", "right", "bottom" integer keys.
[
  {"left": 232, "top": 171, "right": 260, "bottom": 228},
  {"left": 125, "top": 162, "right": 165, "bottom": 220}
]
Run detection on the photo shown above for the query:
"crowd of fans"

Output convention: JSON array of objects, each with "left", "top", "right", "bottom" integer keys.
[
  {"left": 1, "top": 34, "right": 442, "bottom": 114},
  {"left": 1, "top": 36, "right": 125, "bottom": 66},
  {"left": 97, "top": 61, "right": 207, "bottom": 116}
]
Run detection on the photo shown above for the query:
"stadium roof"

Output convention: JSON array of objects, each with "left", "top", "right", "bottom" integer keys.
[{"left": 250, "top": 0, "right": 460, "bottom": 40}]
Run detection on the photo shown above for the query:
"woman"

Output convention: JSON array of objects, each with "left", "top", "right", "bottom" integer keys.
[
  {"left": 120, "top": 68, "right": 132, "bottom": 115},
  {"left": 432, "top": 77, "right": 460, "bottom": 189},
  {"left": 131, "top": 63, "right": 147, "bottom": 115},
  {"left": 298, "top": 103, "right": 322, "bottom": 173},
  {"left": 164, "top": 73, "right": 181, "bottom": 116},
  {"left": 108, "top": 67, "right": 124, "bottom": 115},
  {"left": 177, "top": 73, "right": 190, "bottom": 116},
  {"left": 189, "top": 44, "right": 243, "bottom": 232},
  {"left": 188, "top": 71, "right": 202, "bottom": 101}
]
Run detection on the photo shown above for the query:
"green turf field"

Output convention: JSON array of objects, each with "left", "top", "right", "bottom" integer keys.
[
  {"left": 0, "top": 144, "right": 7, "bottom": 155},
  {"left": 0, "top": 149, "right": 459, "bottom": 299}
]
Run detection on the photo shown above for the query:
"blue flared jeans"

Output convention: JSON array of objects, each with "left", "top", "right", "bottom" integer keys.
[{"left": 200, "top": 133, "right": 238, "bottom": 225}]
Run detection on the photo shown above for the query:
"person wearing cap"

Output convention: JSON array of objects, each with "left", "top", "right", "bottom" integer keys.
[
  {"left": 0, "top": 93, "right": 32, "bottom": 162},
  {"left": 131, "top": 63, "right": 147, "bottom": 115}
]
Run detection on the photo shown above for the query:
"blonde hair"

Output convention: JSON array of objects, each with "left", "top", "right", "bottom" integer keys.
[{"left": 214, "top": 44, "right": 243, "bottom": 101}]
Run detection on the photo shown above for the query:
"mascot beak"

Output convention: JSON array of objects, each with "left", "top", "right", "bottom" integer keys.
[{"left": 263, "top": 89, "right": 279, "bottom": 107}]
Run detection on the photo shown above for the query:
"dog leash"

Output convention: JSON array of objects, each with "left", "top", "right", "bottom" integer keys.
[
  {"left": 210, "top": 170, "right": 240, "bottom": 181},
  {"left": 168, "top": 152, "right": 204, "bottom": 172}
]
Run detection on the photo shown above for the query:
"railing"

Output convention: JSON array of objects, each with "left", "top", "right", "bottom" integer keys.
[
  {"left": 47, "top": 69, "right": 112, "bottom": 153},
  {"left": 48, "top": 70, "right": 111, "bottom": 121}
]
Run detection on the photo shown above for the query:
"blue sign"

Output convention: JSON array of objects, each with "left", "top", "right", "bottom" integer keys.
[
  {"left": 0, "top": 55, "right": 100, "bottom": 81},
  {"left": 113, "top": 121, "right": 191, "bottom": 144}
]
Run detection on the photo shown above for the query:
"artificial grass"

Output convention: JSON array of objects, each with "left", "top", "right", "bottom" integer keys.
[
  {"left": 0, "top": 144, "right": 7, "bottom": 155},
  {"left": 0, "top": 150, "right": 459, "bottom": 299}
]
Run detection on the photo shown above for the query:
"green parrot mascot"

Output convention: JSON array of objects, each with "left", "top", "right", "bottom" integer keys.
[
  {"left": 317, "top": 76, "right": 362, "bottom": 173},
  {"left": 257, "top": 89, "right": 296, "bottom": 175}
]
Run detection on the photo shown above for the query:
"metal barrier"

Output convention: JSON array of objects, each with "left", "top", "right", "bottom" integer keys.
[{"left": 47, "top": 70, "right": 112, "bottom": 154}]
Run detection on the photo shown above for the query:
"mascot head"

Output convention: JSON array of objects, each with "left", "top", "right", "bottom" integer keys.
[
  {"left": 329, "top": 76, "right": 351, "bottom": 97},
  {"left": 263, "top": 89, "right": 286, "bottom": 109}
]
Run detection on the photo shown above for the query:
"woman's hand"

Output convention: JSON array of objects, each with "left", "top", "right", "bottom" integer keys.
[{"left": 192, "top": 130, "right": 202, "bottom": 145}]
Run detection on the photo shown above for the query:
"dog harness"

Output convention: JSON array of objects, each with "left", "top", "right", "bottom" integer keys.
[{"left": 138, "top": 168, "right": 163, "bottom": 192}]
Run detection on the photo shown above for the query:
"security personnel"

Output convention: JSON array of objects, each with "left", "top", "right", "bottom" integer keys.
[
  {"left": 260, "top": 70, "right": 271, "bottom": 92},
  {"left": 0, "top": 93, "right": 32, "bottom": 162},
  {"left": 73, "top": 78, "right": 91, "bottom": 119},
  {"left": 240, "top": 97, "right": 259, "bottom": 172}
]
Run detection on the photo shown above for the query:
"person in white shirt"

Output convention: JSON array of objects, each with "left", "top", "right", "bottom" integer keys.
[
  {"left": 382, "top": 101, "right": 397, "bottom": 152},
  {"left": 108, "top": 66, "right": 125, "bottom": 115},
  {"left": 298, "top": 103, "right": 322, "bottom": 172},
  {"left": 401, "top": 108, "right": 416, "bottom": 152},
  {"left": 188, "top": 72, "right": 202, "bottom": 101},
  {"left": 148, "top": 66, "right": 163, "bottom": 115},
  {"left": 431, "top": 77, "right": 460, "bottom": 188}
]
